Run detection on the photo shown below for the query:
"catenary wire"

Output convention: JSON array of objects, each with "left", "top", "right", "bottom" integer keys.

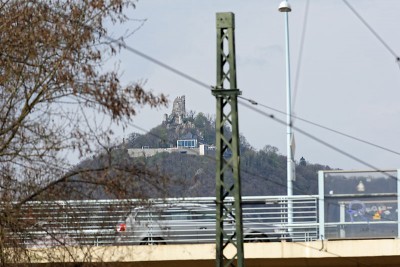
[
  {"left": 39, "top": 3, "right": 342, "bottom": 197},
  {"left": 106, "top": 29, "right": 400, "bottom": 260},
  {"left": 292, "top": 0, "right": 310, "bottom": 112},
  {"left": 126, "top": 123, "right": 388, "bottom": 267},
  {"left": 50, "top": 0, "right": 399, "bottom": 223},
  {"left": 102, "top": 7, "right": 400, "bottom": 263},
  {"left": 105, "top": 36, "right": 213, "bottom": 90},
  {"left": 128, "top": 120, "right": 398, "bottom": 200},
  {"left": 128, "top": 122, "right": 307, "bottom": 195},
  {"left": 342, "top": 0, "right": 400, "bottom": 62},
  {"left": 105, "top": 35, "right": 399, "bottom": 181},
  {"left": 127, "top": 118, "right": 400, "bottom": 254},
  {"left": 106, "top": 34, "right": 400, "bottom": 158},
  {"left": 101, "top": 14, "right": 400, "bottom": 159},
  {"left": 42, "top": 0, "right": 400, "bottom": 174},
  {"left": 17, "top": 4, "right": 399, "bottom": 262},
  {"left": 239, "top": 95, "right": 400, "bottom": 157},
  {"left": 238, "top": 99, "right": 398, "bottom": 181}
]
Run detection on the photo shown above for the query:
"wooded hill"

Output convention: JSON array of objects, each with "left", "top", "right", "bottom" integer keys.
[
  {"left": 122, "top": 112, "right": 331, "bottom": 197},
  {"left": 66, "top": 112, "right": 332, "bottom": 199}
]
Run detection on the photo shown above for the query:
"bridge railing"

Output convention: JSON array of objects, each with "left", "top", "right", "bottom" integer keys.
[
  {"left": 7, "top": 170, "right": 400, "bottom": 247},
  {"left": 318, "top": 169, "right": 400, "bottom": 240},
  {"left": 10, "top": 195, "right": 319, "bottom": 247}
]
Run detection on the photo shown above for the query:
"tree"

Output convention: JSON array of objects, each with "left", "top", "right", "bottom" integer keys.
[{"left": 0, "top": 0, "right": 167, "bottom": 265}]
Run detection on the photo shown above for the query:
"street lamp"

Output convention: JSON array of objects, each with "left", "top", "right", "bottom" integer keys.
[
  {"left": 278, "top": 1, "right": 292, "bottom": 12},
  {"left": 278, "top": 0, "right": 295, "bottom": 234}
]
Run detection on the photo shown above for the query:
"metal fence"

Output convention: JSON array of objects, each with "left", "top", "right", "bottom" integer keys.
[
  {"left": 8, "top": 169, "right": 400, "bottom": 247},
  {"left": 11, "top": 195, "right": 319, "bottom": 247},
  {"left": 318, "top": 170, "right": 400, "bottom": 240}
]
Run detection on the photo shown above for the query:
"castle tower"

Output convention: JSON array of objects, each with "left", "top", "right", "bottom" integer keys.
[{"left": 172, "top": 96, "right": 186, "bottom": 117}]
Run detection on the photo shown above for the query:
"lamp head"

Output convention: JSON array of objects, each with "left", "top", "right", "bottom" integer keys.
[{"left": 278, "top": 1, "right": 292, "bottom": 12}]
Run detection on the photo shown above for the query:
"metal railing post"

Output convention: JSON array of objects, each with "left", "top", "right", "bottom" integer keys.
[
  {"left": 397, "top": 169, "right": 400, "bottom": 238},
  {"left": 318, "top": 171, "right": 325, "bottom": 240}
]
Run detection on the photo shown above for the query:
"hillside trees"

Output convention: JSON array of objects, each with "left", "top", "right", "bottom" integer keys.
[
  {"left": 0, "top": 0, "right": 167, "bottom": 265},
  {"left": 128, "top": 112, "right": 217, "bottom": 149},
  {"left": 126, "top": 111, "right": 328, "bottom": 197}
]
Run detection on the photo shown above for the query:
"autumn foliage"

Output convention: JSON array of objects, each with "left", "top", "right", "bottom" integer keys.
[{"left": 0, "top": 0, "right": 167, "bottom": 265}]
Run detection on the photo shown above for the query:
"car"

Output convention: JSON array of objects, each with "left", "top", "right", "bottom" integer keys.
[{"left": 115, "top": 203, "right": 288, "bottom": 245}]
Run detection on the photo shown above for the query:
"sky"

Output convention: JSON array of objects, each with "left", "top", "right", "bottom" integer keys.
[{"left": 108, "top": 0, "right": 400, "bottom": 170}]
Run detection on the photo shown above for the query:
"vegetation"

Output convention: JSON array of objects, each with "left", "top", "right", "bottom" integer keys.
[
  {"left": 0, "top": 1, "right": 167, "bottom": 265},
  {"left": 127, "top": 147, "right": 330, "bottom": 197},
  {"left": 124, "top": 113, "right": 331, "bottom": 197},
  {"left": 127, "top": 112, "right": 217, "bottom": 148},
  {"left": 0, "top": 1, "right": 332, "bottom": 265}
]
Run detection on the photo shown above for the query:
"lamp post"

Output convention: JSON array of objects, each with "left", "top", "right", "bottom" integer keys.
[{"left": 279, "top": 0, "right": 294, "bottom": 233}]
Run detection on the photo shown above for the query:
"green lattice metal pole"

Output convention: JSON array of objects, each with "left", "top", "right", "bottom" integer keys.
[{"left": 213, "top": 12, "right": 244, "bottom": 267}]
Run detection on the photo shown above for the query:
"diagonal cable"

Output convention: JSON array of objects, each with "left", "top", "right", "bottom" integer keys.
[
  {"left": 238, "top": 99, "right": 398, "bottom": 182},
  {"left": 293, "top": 0, "right": 310, "bottom": 112},
  {"left": 105, "top": 36, "right": 213, "bottom": 90},
  {"left": 342, "top": 0, "right": 399, "bottom": 61},
  {"left": 239, "top": 95, "right": 400, "bottom": 157}
]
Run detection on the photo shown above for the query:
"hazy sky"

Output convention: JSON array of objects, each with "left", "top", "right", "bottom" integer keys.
[{"left": 110, "top": 0, "right": 400, "bottom": 170}]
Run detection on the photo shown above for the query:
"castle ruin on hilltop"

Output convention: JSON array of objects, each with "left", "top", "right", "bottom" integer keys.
[
  {"left": 163, "top": 95, "right": 186, "bottom": 126},
  {"left": 128, "top": 95, "right": 216, "bottom": 158}
]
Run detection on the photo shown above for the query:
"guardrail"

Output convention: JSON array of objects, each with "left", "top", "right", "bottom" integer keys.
[
  {"left": 7, "top": 169, "right": 400, "bottom": 248},
  {"left": 318, "top": 170, "right": 400, "bottom": 240},
  {"left": 8, "top": 196, "right": 319, "bottom": 247}
]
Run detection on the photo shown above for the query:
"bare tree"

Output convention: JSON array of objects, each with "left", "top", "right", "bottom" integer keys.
[{"left": 0, "top": 0, "right": 168, "bottom": 265}]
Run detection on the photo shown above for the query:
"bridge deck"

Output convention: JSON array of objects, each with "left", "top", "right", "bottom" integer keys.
[{"left": 25, "top": 239, "right": 400, "bottom": 266}]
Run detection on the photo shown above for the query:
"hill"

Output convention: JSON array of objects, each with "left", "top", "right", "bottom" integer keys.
[
  {"left": 119, "top": 95, "right": 331, "bottom": 197},
  {"left": 64, "top": 96, "right": 332, "bottom": 199},
  {"left": 131, "top": 146, "right": 329, "bottom": 197}
]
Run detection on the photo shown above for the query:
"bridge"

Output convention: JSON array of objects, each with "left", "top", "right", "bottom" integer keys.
[
  {"left": 7, "top": 170, "right": 400, "bottom": 266},
  {"left": 23, "top": 240, "right": 400, "bottom": 266}
]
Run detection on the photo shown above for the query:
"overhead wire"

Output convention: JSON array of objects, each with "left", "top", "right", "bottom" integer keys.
[
  {"left": 108, "top": 32, "right": 400, "bottom": 156},
  {"left": 239, "top": 95, "right": 400, "bottom": 157},
  {"left": 100, "top": 5, "right": 399, "bottom": 263},
  {"left": 127, "top": 120, "right": 398, "bottom": 267},
  {"left": 128, "top": 122, "right": 310, "bottom": 196},
  {"left": 126, "top": 126, "right": 379, "bottom": 267},
  {"left": 128, "top": 120, "right": 333, "bottom": 212},
  {"left": 128, "top": 121, "right": 398, "bottom": 202},
  {"left": 128, "top": 96, "right": 398, "bottom": 202},
  {"left": 38, "top": 2, "right": 328, "bottom": 198},
  {"left": 103, "top": 35, "right": 400, "bottom": 181},
  {"left": 238, "top": 99, "right": 397, "bottom": 181},
  {"left": 65, "top": 7, "right": 400, "bottom": 262},
  {"left": 103, "top": 8, "right": 400, "bottom": 155},
  {"left": 51, "top": 0, "right": 400, "bottom": 224},
  {"left": 105, "top": 36, "right": 213, "bottom": 90},
  {"left": 342, "top": 0, "right": 400, "bottom": 65},
  {"left": 111, "top": 34, "right": 400, "bottom": 162},
  {"left": 22, "top": 4, "right": 399, "bottom": 262},
  {"left": 292, "top": 0, "right": 310, "bottom": 112},
  {"left": 41, "top": 0, "right": 400, "bottom": 191}
]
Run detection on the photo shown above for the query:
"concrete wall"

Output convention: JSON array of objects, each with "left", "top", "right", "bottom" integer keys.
[
  {"left": 128, "top": 148, "right": 200, "bottom": 158},
  {"left": 24, "top": 239, "right": 400, "bottom": 266}
]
